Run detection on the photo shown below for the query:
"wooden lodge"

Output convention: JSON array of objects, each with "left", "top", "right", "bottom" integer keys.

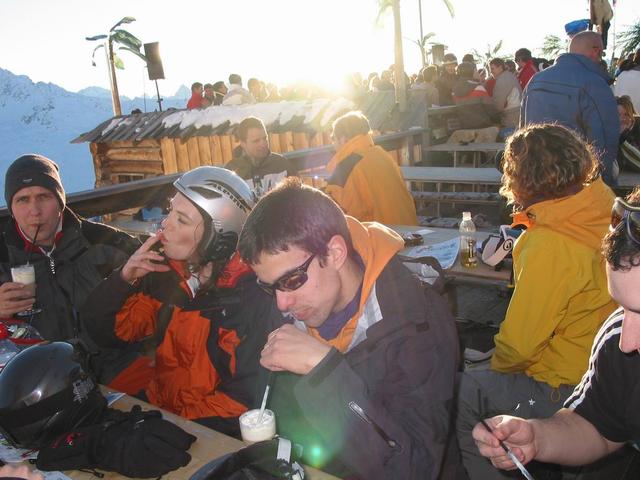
[{"left": 72, "top": 91, "right": 431, "bottom": 188}]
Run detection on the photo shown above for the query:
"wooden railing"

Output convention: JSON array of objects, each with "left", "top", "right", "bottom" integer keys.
[{"left": 0, "top": 129, "right": 426, "bottom": 219}]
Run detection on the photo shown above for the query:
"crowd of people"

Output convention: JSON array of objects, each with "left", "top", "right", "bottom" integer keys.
[
  {"left": 1, "top": 31, "right": 640, "bottom": 480},
  {"left": 186, "top": 32, "right": 639, "bottom": 193}
]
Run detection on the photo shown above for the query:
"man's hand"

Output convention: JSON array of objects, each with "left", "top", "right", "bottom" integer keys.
[
  {"left": 260, "top": 324, "right": 332, "bottom": 375},
  {"left": 0, "top": 282, "right": 34, "bottom": 318},
  {"left": 0, "top": 464, "right": 43, "bottom": 480},
  {"left": 120, "top": 234, "right": 170, "bottom": 285},
  {"left": 472, "top": 415, "right": 537, "bottom": 470}
]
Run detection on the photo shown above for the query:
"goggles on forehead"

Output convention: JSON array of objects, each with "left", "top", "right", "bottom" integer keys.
[
  {"left": 256, "top": 254, "right": 316, "bottom": 296},
  {"left": 611, "top": 197, "right": 640, "bottom": 245}
]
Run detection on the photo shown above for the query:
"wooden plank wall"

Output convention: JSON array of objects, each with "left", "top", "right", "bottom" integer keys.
[{"left": 92, "top": 131, "right": 409, "bottom": 187}]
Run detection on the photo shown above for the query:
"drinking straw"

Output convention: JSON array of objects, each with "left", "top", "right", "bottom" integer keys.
[
  {"left": 257, "top": 371, "right": 274, "bottom": 424},
  {"left": 26, "top": 225, "right": 41, "bottom": 265},
  {"left": 479, "top": 419, "right": 535, "bottom": 480},
  {"left": 477, "top": 389, "right": 535, "bottom": 480}
]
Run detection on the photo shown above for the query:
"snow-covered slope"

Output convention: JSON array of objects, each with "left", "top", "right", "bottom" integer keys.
[{"left": 0, "top": 67, "right": 189, "bottom": 206}]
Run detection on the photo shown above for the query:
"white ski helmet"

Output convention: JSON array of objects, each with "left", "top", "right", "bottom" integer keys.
[{"left": 173, "top": 166, "right": 255, "bottom": 262}]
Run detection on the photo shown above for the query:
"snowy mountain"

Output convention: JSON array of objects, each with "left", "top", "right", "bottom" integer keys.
[{"left": 0, "top": 67, "right": 190, "bottom": 206}]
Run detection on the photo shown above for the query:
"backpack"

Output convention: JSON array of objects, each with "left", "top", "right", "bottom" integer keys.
[{"left": 190, "top": 438, "right": 305, "bottom": 480}]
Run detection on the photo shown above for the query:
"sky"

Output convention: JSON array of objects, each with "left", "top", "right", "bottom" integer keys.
[{"left": 0, "top": 0, "right": 639, "bottom": 99}]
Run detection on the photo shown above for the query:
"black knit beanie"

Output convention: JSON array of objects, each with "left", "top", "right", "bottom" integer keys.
[{"left": 5, "top": 154, "right": 66, "bottom": 212}]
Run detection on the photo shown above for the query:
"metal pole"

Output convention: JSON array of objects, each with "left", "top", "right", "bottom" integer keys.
[
  {"left": 154, "top": 80, "right": 163, "bottom": 112},
  {"left": 142, "top": 66, "right": 147, "bottom": 113}
]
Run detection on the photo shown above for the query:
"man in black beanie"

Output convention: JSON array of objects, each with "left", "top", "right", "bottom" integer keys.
[{"left": 0, "top": 154, "right": 149, "bottom": 391}]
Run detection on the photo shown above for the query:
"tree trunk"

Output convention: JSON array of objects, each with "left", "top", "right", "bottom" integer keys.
[
  {"left": 418, "top": 0, "right": 426, "bottom": 66},
  {"left": 392, "top": 0, "right": 407, "bottom": 112},
  {"left": 107, "top": 39, "right": 123, "bottom": 116}
]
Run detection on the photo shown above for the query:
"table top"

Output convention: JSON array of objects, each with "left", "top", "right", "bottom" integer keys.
[
  {"left": 393, "top": 226, "right": 512, "bottom": 286},
  {"left": 68, "top": 393, "right": 339, "bottom": 480}
]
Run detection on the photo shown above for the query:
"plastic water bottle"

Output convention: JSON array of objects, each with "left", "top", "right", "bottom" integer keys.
[{"left": 459, "top": 212, "right": 478, "bottom": 268}]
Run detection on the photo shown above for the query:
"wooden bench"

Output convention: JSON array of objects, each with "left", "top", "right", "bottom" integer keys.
[
  {"left": 423, "top": 142, "right": 505, "bottom": 167},
  {"left": 401, "top": 166, "right": 502, "bottom": 185},
  {"left": 618, "top": 172, "right": 640, "bottom": 190},
  {"left": 401, "top": 166, "right": 503, "bottom": 215}
]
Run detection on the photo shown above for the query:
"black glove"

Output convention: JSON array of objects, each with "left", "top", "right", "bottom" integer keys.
[{"left": 37, "top": 405, "right": 197, "bottom": 478}]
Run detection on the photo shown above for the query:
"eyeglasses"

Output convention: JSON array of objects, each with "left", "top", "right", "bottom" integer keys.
[
  {"left": 611, "top": 197, "right": 640, "bottom": 245},
  {"left": 256, "top": 254, "right": 316, "bottom": 295}
]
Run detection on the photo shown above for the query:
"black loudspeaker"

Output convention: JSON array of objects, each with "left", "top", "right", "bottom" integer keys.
[
  {"left": 144, "top": 42, "right": 165, "bottom": 81},
  {"left": 432, "top": 44, "right": 445, "bottom": 65}
]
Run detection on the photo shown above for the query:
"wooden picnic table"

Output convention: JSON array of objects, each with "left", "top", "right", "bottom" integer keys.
[
  {"left": 68, "top": 392, "right": 339, "bottom": 480},
  {"left": 392, "top": 225, "right": 512, "bottom": 288}
]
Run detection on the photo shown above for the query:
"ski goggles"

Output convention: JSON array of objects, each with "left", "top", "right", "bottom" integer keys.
[
  {"left": 256, "top": 254, "right": 316, "bottom": 295},
  {"left": 611, "top": 197, "right": 640, "bottom": 245}
]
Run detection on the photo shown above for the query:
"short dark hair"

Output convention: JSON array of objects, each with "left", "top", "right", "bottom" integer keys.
[
  {"left": 238, "top": 177, "right": 354, "bottom": 265},
  {"left": 331, "top": 111, "right": 371, "bottom": 141},
  {"left": 229, "top": 74, "right": 242, "bottom": 85},
  {"left": 203, "top": 83, "right": 213, "bottom": 90},
  {"left": 235, "top": 116, "right": 266, "bottom": 142},
  {"left": 456, "top": 61, "right": 476, "bottom": 79},
  {"left": 515, "top": 48, "right": 532, "bottom": 62},
  {"left": 489, "top": 58, "right": 505, "bottom": 69},
  {"left": 603, "top": 188, "right": 640, "bottom": 271},
  {"left": 213, "top": 81, "right": 226, "bottom": 91},
  {"left": 421, "top": 65, "right": 438, "bottom": 82},
  {"left": 462, "top": 53, "right": 475, "bottom": 64},
  {"left": 191, "top": 82, "right": 203, "bottom": 91}
]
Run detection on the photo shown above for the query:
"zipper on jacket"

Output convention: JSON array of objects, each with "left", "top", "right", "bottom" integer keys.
[{"left": 348, "top": 401, "right": 400, "bottom": 450}]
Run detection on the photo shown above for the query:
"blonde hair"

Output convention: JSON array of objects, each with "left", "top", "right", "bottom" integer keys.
[
  {"left": 331, "top": 111, "right": 371, "bottom": 141},
  {"left": 499, "top": 124, "right": 599, "bottom": 209}
]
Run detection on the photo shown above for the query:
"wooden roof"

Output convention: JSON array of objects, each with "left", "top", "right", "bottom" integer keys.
[{"left": 71, "top": 91, "right": 430, "bottom": 144}]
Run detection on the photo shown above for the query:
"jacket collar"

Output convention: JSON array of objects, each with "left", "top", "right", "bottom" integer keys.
[
  {"left": 555, "top": 53, "right": 613, "bottom": 84},
  {"left": 304, "top": 218, "right": 404, "bottom": 352},
  {"left": 327, "top": 134, "right": 374, "bottom": 174}
]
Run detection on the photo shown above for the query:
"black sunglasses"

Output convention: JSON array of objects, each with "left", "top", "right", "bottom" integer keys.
[
  {"left": 256, "top": 254, "right": 316, "bottom": 296},
  {"left": 611, "top": 197, "right": 640, "bottom": 245}
]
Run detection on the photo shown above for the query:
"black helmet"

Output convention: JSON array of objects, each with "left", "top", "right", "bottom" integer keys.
[
  {"left": 173, "top": 166, "right": 255, "bottom": 263},
  {"left": 0, "top": 341, "right": 106, "bottom": 449}
]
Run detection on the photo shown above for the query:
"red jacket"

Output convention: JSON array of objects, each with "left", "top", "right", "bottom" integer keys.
[
  {"left": 517, "top": 60, "right": 538, "bottom": 90},
  {"left": 187, "top": 92, "right": 204, "bottom": 109},
  {"left": 82, "top": 253, "right": 276, "bottom": 436}
]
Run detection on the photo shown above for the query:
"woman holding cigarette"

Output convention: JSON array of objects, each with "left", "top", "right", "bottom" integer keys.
[{"left": 81, "top": 166, "right": 277, "bottom": 437}]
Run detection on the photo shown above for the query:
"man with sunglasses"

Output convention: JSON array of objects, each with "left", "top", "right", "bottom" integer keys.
[
  {"left": 238, "top": 178, "right": 461, "bottom": 480},
  {"left": 472, "top": 188, "right": 640, "bottom": 475}
]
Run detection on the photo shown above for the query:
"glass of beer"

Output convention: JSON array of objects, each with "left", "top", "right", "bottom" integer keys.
[{"left": 10, "top": 264, "right": 42, "bottom": 317}]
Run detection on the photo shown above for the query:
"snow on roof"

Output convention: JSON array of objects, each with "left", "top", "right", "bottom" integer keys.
[{"left": 72, "top": 90, "right": 429, "bottom": 144}]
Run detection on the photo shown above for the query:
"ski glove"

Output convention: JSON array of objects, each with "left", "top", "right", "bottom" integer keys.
[{"left": 36, "top": 405, "right": 196, "bottom": 478}]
